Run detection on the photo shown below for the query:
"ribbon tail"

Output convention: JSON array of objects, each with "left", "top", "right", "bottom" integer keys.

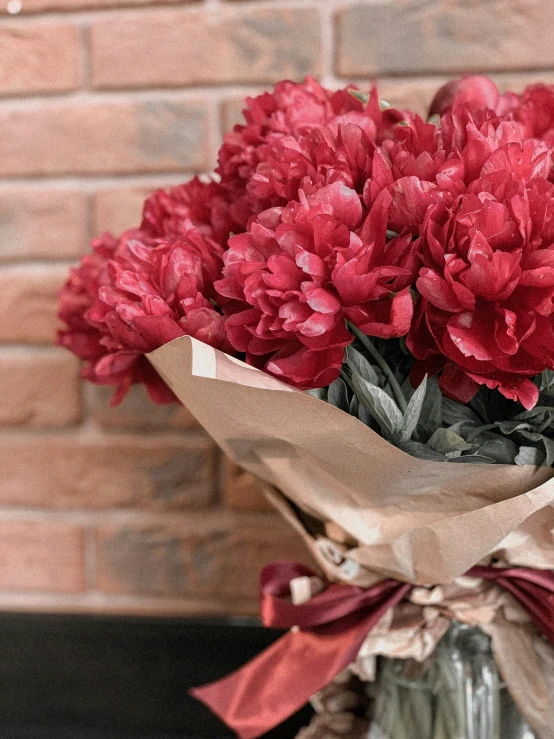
[
  {"left": 190, "top": 583, "right": 410, "bottom": 739},
  {"left": 190, "top": 626, "right": 366, "bottom": 739}
]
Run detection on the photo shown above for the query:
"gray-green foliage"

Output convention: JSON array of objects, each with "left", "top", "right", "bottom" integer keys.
[{"left": 313, "top": 336, "right": 554, "bottom": 467}]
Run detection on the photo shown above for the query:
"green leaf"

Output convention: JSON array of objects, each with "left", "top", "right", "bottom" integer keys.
[
  {"left": 358, "top": 403, "right": 372, "bottom": 427},
  {"left": 540, "top": 369, "right": 554, "bottom": 392},
  {"left": 518, "top": 431, "right": 554, "bottom": 467},
  {"left": 515, "top": 446, "right": 545, "bottom": 466},
  {"left": 305, "top": 387, "right": 326, "bottom": 400},
  {"left": 495, "top": 420, "right": 532, "bottom": 435},
  {"left": 542, "top": 437, "right": 554, "bottom": 466},
  {"left": 379, "top": 98, "right": 392, "bottom": 110},
  {"left": 396, "top": 440, "right": 446, "bottom": 462},
  {"left": 442, "top": 397, "right": 481, "bottom": 426},
  {"left": 351, "top": 373, "right": 403, "bottom": 439},
  {"left": 474, "top": 438, "right": 519, "bottom": 464},
  {"left": 401, "top": 375, "right": 427, "bottom": 441},
  {"left": 348, "top": 89, "right": 369, "bottom": 105},
  {"left": 417, "top": 374, "right": 442, "bottom": 438},
  {"left": 515, "top": 406, "right": 554, "bottom": 430},
  {"left": 346, "top": 346, "right": 380, "bottom": 385},
  {"left": 327, "top": 377, "right": 349, "bottom": 412},
  {"left": 428, "top": 428, "right": 472, "bottom": 455},
  {"left": 448, "top": 455, "right": 497, "bottom": 464}
]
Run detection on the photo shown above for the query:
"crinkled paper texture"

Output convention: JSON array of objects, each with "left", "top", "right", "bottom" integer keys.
[{"left": 148, "top": 336, "right": 554, "bottom": 585}]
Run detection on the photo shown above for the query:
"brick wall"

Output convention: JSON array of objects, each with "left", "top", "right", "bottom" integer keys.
[{"left": 0, "top": 0, "right": 553, "bottom": 617}]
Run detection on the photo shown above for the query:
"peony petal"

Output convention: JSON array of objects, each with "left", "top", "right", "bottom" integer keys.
[
  {"left": 307, "top": 182, "right": 363, "bottom": 230},
  {"left": 417, "top": 269, "right": 464, "bottom": 312},
  {"left": 305, "top": 287, "right": 341, "bottom": 314},
  {"left": 446, "top": 312, "right": 495, "bottom": 361},
  {"left": 438, "top": 362, "right": 481, "bottom": 404}
]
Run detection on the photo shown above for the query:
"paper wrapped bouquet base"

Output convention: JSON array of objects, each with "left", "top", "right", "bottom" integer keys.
[{"left": 147, "top": 336, "right": 554, "bottom": 738}]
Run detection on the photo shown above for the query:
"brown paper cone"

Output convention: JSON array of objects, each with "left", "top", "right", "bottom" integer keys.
[{"left": 147, "top": 336, "right": 554, "bottom": 585}]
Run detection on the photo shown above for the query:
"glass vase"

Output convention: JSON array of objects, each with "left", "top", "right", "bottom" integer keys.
[{"left": 368, "top": 621, "right": 535, "bottom": 739}]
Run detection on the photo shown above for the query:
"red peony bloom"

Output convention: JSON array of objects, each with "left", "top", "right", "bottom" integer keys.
[
  {"left": 429, "top": 76, "right": 519, "bottom": 119},
  {"left": 517, "top": 84, "right": 554, "bottom": 148},
  {"left": 407, "top": 143, "right": 554, "bottom": 409},
  {"left": 81, "top": 228, "right": 230, "bottom": 405},
  {"left": 141, "top": 175, "right": 235, "bottom": 246},
  {"left": 217, "top": 77, "right": 406, "bottom": 228},
  {"left": 429, "top": 76, "right": 554, "bottom": 151},
  {"left": 372, "top": 103, "right": 544, "bottom": 221},
  {"left": 58, "top": 177, "right": 234, "bottom": 404},
  {"left": 58, "top": 232, "right": 120, "bottom": 363},
  {"left": 216, "top": 182, "right": 417, "bottom": 389},
  {"left": 59, "top": 77, "right": 554, "bottom": 410}
]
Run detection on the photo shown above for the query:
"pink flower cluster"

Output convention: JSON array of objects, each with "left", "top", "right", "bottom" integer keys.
[
  {"left": 58, "top": 178, "right": 230, "bottom": 403},
  {"left": 59, "top": 76, "right": 554, "bottom": 409}
]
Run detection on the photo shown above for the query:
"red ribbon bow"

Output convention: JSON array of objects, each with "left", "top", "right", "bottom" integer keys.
[{"left": 191, "top": 562, "right": 554, "bottom": 739}]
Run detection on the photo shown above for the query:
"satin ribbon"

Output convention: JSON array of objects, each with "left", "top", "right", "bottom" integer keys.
[{"left": 191, "top": 561, "right": 554, "bottom": 739}]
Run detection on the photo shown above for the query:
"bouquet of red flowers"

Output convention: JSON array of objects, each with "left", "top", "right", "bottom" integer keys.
[{"left": 58, "top": 75, "right": 554, "bottom": 739}]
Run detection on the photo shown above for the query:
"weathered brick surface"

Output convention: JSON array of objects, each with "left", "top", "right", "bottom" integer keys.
[
  {"left": 0, "top": 519, "right": 85, "bottom": 593},
  {"left": 92, "top": 183, "right": 163, "bottom": 235},
  {"left": 88, "top": 384, "right": 199, "bottom": 430},
  {"left": 95, "top": 513, "right": 313, "bottom": 599},
  {"left": 336, "top": 1, "right": 554, "bottom": 78},
  {"left": 0, "top": 98, "right": 209, "bottom": 177},
  {"left": 0, "top": 348, "right": 81, "bottom": 426},
  {"left": 2, "top": 0, "right": 554, "bottom": 617},
  {"left": 1, "top": 0, "right": 199, "bottom": 13},
  {"left": 90, "top": 8, "right": 321, "bottom": 89},
  {"left": 220, "top": 93, "right": 263, "bottom": 133},
  {"left": 0, "top": 189, "right": 88, "bottom": 261},
  {"left": 0, "top": 22, "right": 80, "bottom": 96},
  {"left": 0, "top": 434, "right": 216, "bottom": 509},
  {"left": 0, "top": 265, "right": 67, "bottom": 344}
]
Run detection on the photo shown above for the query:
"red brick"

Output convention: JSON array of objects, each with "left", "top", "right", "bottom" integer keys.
[
  {"left": 0, "top": 22, "right": 80, "bottom": 95},
  {"left": 491, "top": 71, "right": 554, "bottom": 93},
  {"left": 92, "top": 184, "right": 158, "bottom": 235},
  {"left": 368, "top": 77, "right": 450, "bottom": 118},
  {"left": 221, "top": 457, "right": 273, "bottom": 512},
  {"left": 0, "top": 188, "right": 88, "bottom": 261},
  {"left": 0, "top": 434, "right": 216, "bottom": 509},
  {"left": 88, "top": 384, "right": 199, "bottom": 431},
  {"left": 1, "top": 0, "right": 199, "bottom": 13},
  {"left": 0, "top": 98, "right": 209, "bottom": 177},
  {"left": 95, "top": 512, "right": 313, "bottom": 598},
  {"left": 220, "top": 92, "right": 265, "bottom": 133},
  {"left": 0, "top": 348, "right": 81, "bottom": 427},
  {"left": 335, "top": 1, "right": 554, "bottom": 78},
  {"left": 0, "top": 519, "right": 85, "bottom": 593},
  {"left": 90, "top": 8, "right": 321, "bottom": 89},
  {"left": 0, "top": 264, "right": 67, "bottom": 344},
  {"left": 220, "top": 96, "right": 246, "bottom": 134}
]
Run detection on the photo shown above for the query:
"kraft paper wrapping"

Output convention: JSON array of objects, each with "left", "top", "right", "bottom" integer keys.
[{"left": 147, "top": 335, "right": 554, "bottom": 736}]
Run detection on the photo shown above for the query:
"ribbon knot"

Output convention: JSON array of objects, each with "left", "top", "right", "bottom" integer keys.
[{"left": 191, "top": 562, "right": 554, "bottom": 739}]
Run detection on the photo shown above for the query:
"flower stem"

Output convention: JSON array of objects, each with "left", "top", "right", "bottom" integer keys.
[
  {"left": 340, "top": 369, "right": 354, "bottom": 393},
  {"left": 347, "top": 322, "right": 408, "bottom": 413}
]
